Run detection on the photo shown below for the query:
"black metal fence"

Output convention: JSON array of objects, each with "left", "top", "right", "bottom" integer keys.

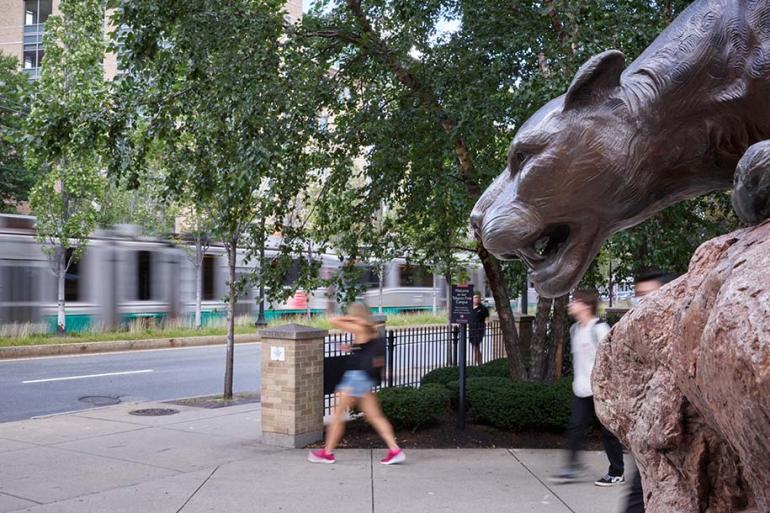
[{"left": 323, "top": 321, "right": 505, "bottom": 415}]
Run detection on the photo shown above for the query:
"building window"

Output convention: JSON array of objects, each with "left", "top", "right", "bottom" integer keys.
[
  {"left": 137, "top": 251, "right": 152, "bottom": 300},
  {"left": 202, "top": 254, "right": 215, "bottom": 301},
  {"left": 399, "top": 264, "right": 433, "bottom": 287},
  {"left": 64, "top": 248, "right": 80, "bottom": 302},
  {"left": 23, "top": 1, "right": 52, "bottom": 78}
]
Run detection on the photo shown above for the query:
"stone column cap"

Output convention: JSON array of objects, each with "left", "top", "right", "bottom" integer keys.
[{"left": 258, "top": 323, "right": 329, "bottom": 340}]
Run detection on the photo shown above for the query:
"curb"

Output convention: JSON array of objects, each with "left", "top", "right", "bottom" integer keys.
[{"left": 0, "top": 333, "right": 262, "bottom": 360}]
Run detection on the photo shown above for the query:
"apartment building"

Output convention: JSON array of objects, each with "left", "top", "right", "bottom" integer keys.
[{"left": 0, "top": 0, "right": 303, "bottom": 79}]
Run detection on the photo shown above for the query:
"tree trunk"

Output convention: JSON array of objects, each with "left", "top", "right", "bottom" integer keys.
[
  {"left": 477, "top": 245, "right": 524, "bottom": 380},
  {"left": 378, "top": 264, "right": 384, "bottom": 314},
  {"left": 194, "top": 238, "right": 203, "bottom": 329},
  {"left": 529, "top": 296, "right": 553, "bottom": 381},
  {"left": 550, "top": 295, "right": 570, "bottom": 380},
  {"left": 56, "top": 248, "right": 66, "bottom": 335},
  {"left": 223, "top": 239, "right": 237, "bottom": 399}
]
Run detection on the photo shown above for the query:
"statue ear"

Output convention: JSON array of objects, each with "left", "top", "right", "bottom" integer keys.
[{"left": 564, "top": 50, "right": 625, "bottom": 110}]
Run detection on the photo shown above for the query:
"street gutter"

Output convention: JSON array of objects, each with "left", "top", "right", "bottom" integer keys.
[{"left": 0, "top": 333, "right": 261, "bottom": 360}]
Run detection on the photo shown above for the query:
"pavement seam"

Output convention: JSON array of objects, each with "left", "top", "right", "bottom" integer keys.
[
  {"left": 506, "top": 449, "right": 576, "bottom": 513},
  {"left": 0, "top": 426, "right": 151, "bottom": 449},
  {"left": 0, "top": 490, "right": 43, "bottom": 505},
  {"left": 370, "top": 448, "right": 375, "bottom": 513},
  {"left": 44, "top": 444, "right": 186, "bottom": 474},
  {"left": 176, "top": 465, "right": 220, "bottom": 513}
]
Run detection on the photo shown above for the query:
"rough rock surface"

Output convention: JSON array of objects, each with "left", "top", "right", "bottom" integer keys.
[{"left": 593, "top": 220, "right": 770, "bottom": 513}]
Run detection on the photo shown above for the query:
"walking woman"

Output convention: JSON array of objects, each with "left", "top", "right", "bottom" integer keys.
[{"left": 308, "top": 304, "right": 405, "bottom": 465}]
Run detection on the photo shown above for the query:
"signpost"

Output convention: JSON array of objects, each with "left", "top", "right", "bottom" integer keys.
[{"left": 451, "top": 284, "right": 473, "bottom": 429}]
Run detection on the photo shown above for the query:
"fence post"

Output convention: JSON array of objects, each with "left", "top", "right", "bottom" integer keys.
[
  {"left": 386, "top": 329, "right": 395, "bottom": 388},
  {"left": 452, "top": 325, "right": 459, "bottom": 366},
  {"left": 457, "top": 322, "right": 467, "bottom": 429}
]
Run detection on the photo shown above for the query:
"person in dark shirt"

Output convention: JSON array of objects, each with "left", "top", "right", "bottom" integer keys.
[
  {"left": 468, "top": 293, "right": 490, "bottom": 365},
  {"left": 621, "top": 270, "right": 678, "bottom": 513}
]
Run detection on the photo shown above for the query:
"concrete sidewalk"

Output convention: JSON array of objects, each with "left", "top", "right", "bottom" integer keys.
[{"left": 0, "top": 402, "right": 632, "bottom": 513}]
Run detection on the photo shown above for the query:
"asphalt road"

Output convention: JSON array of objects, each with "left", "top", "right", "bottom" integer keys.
[
  {"left": 0, "top": 344, "right": 261, "bottom": 423},
  {"left": 0, "top": 330, "right": 502, "bottom": 423}
]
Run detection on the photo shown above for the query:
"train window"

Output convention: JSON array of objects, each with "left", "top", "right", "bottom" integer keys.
[
  {"left": 137, "top": 251, "right": 152, "bottom": 300},
  {"left": 202, "top": 254, "right": 215, "bottom": 301},
  {"left": 281, "top": 259, "right": 301, "bottom": 286},
  {"left": 65, "top": 249, "right": 80, "bottom": 302},
  {"left": 355, "top": 265, "right": 380, "bottom": 289},
  {"left": 399, "top": 264, "right": 433, "bottom": 287}
]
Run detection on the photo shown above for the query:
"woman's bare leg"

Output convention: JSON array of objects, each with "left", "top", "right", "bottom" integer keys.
[
  {"left": 325, "top": 392, "right": 356, "bottom": 453},
  {"left": 359, "top": 392, "right": 399, "bottom": 451}
]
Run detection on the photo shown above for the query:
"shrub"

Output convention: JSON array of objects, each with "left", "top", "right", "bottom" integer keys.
[
  {"left": 420, "top": 358, "right": 511, "bottom": 387},
  {"left": 443, "top": 376, "right": 572, "bottom": 431},
  {"left": 377, "top": 384, "right": 451, "bottom": 430},
  {"left": 465, "top": 377, "right": 572, "bottom": 431}
]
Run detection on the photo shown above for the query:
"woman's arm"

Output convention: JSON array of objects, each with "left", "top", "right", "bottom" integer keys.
[{"left": 330, "top": 316, "right": 373, "bottom": 342}]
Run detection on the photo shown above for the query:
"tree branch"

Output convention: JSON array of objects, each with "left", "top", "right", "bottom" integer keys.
[
  {"left": 343, "top": 0, "right": 479, "bottom": 196},
  {"left": 301, "top": 29, "right": 362, "bottom": 46}
]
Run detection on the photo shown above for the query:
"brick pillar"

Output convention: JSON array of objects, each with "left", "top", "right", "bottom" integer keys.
[{"left": 258, "top": 324, "right": 327, "bottom": 448}]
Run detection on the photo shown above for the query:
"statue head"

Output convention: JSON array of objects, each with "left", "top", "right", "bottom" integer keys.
[{"left": 471, "top": 51, "right": 643, "bottom": 297}]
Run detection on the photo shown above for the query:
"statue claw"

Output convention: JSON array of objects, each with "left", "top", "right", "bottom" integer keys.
[{"left": 733, "top": 140, "right": 770, "bottom": 225}]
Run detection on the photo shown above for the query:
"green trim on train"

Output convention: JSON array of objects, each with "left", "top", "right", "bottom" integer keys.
[
  {"left": 43, "top": 305, "right": 435, "bottom": 333},
  {"left": 43, "top": 314, "right": 95, "bottom": 333}
]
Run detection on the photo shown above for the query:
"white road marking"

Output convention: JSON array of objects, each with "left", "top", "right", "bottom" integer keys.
[{"left": 22, "top": 369, "right": 154, "bottom": 384}]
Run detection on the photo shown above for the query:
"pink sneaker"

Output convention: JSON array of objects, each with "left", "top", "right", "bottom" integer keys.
[
  {"left": 380, "top": 448, "right": 406, "bottom": 465},
  {"left": 308, "top": 449, "right": 335, "bottom": 464}
]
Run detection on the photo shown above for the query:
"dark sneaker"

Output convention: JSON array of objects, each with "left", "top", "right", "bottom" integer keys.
[
  {"left": 380, "top": 448, "right": 406, "bottom": 465},
  {"left": 550, "top": 468, "right": 581, "bottom": 484},
  {"left": 595, "top": 474, "right": 625, "bottom": 487},
  {"left": 308, "top": 449, "right": 335, "bottom": 464}
]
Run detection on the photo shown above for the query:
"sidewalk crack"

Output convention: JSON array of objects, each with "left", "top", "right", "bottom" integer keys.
[
  {"left": 370, "top": 449, "right": 375, "bottom": 513},
  {"left": 176, "top": 465, "right": 220, "bottom": 513},
  {"left": 506, "top": 449, "right": 575, "bottom": 513},
  {"left": 0, "top": 490, "right": 43, "bottom": 505}
]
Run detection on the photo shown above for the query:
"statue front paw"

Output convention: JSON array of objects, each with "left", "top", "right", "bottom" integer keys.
[{"left": 733, "top": 141, "right": 770, "bottom": 225}]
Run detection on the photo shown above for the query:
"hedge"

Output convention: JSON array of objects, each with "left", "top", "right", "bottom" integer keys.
[
  {"left": 377, "top": 383, "right": 451, "bottom": 430},
  {"left": 444, "top": 376, "right": 572, "bottom": 431},
  {"left": 420, "top": 358, "right": 511, "bottom": 387},
  {"left": 465, "top": 377, "right": 572, "bottom": 431}
]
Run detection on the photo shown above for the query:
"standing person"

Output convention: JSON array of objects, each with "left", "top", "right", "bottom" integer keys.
[
  {"left": 468, "top": 293, "right": 490, "bottom": 365},
  {"left": 553, "top": 289, "right": 625, "bottom": 486},
  {"left": 621, "top": 270, "right": 677, "bottom": 513},
  {"left": 308, "top": 303, "right": 405, "bottom": 465}
]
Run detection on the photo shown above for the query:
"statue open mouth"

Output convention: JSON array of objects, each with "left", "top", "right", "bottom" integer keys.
[{"left": 515, "top": 224, "right": 571, "bottom": 268}]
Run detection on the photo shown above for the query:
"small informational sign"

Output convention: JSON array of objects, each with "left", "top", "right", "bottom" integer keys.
[
  {"left": 270, "top": 346, "right": 286, "bottom": 362},
  {"left": 451, "top": 284, "right": 474, "bottom": 324}
]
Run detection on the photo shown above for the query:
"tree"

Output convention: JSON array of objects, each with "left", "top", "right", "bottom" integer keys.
[
  {"left": 174, "top": 204, "right": 214, "bottom": 329},
  {"left": 26, "top": 0, "right": 108, "bottom": 335},
  {"left": 0, "top": 55, "right": 35, "bottom": 211},
  {"left": 298, "top": 0, "right": 730, "bottom": 381},
  {"left": 115, "top": 0, "right": 328, "bottom": 398}
]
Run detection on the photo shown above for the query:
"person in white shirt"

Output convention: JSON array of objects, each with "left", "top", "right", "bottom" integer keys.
[{"left": 552, "top": 289, "right": 625, "bottom": 486}]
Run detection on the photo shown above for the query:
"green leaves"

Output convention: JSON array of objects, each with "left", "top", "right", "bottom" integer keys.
[
  {"left": 27, "top": 0, "right": 109, "bottom": 265},
  {"left": 0, "top": 55, "right": 34, "bottom": 210}
]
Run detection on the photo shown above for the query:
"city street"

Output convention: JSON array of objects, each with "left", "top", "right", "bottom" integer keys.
[{"left": 0, "top": 344, "right": 261, "bottom": 423}]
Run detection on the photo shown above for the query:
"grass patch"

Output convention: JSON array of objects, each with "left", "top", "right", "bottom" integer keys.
[{"left": 0, "top": 311, "right": 449, "bottom": 347}]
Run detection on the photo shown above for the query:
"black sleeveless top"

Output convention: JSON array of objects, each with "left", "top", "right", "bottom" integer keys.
[{"left": 348, "top": 336, "right": 386, "bottom": 382}]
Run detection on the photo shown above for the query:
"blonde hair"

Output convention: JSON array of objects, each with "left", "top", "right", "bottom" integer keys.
[{"left": 346, "top": 303, "right": 377, "bottom": 337}]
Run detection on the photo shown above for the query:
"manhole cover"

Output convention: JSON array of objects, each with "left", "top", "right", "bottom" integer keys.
[
  {"left": 129, "top": 408, "right": 180, "bottom": 417},
  {"left": 79, "top": 396, "right": 121, "bottom": 406}
]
